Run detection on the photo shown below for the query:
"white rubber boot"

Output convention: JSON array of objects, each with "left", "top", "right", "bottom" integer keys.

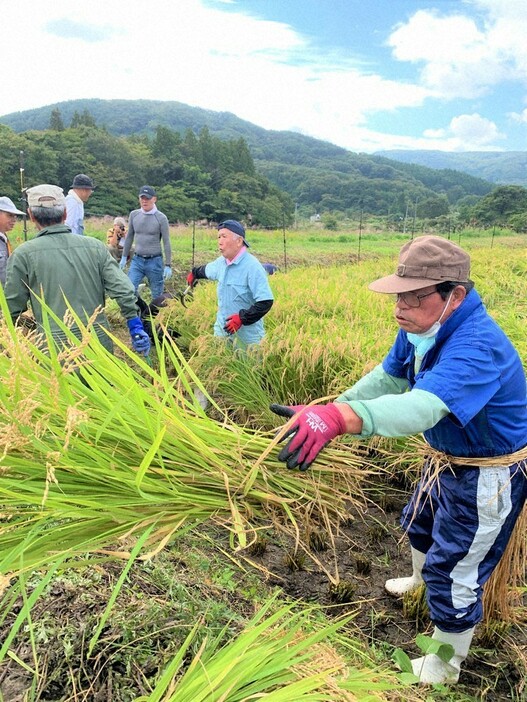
[
  {"left": 411, "top": 626, "right": 475, "bottom": 684},
  {"left": 385, "top": 546, "right": 426, "bottom": 596},
  {"left": 192, "top": 386, "right": 209, "bottom": 410}
]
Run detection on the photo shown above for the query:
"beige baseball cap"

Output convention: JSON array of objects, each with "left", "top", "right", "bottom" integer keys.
[
  {"left": 26, "top": 184, "right": 66, "bottom": 208},
  {"left": 369, "top": 235, "right": 471, "bottom": 294}
]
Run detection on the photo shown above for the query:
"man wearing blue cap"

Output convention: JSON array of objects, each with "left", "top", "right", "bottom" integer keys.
[
  {"left": 186, "top": 220, "right": 273, "bottom": 346},
  {"left": 121, "top": 186, "right": 172, "bottom": 299}
]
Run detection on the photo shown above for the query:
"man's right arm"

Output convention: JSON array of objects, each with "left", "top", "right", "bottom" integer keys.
[
  {"left": 4, "top": 252, "right": 30, "bottom": 320},
  {"left": 337, "top": 363, "right": 409, "bottom": 402},
  {"left": 190, "top": 265, "right": 208, "bottom": 280},
  {"left": 337, "top": 389, "right": 450, "bottom": 438},
  {"left": 101, "top": 249, "right": 138, "bottom": 319},
  {"left": 121, "top": 213, "right": 135, "bottom": 258}
]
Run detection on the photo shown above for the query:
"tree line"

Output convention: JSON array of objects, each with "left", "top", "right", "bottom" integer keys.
[{"left": 0, "top": 119, "right": 294, "bottom": 226}]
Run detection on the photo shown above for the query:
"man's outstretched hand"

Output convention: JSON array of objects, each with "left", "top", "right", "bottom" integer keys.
[{"left": 269, "top": 403, "right": 346, "bottom": 471}]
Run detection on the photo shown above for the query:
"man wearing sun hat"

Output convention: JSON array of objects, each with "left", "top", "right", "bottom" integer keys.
[
  {"left": 185, "top": 219, "right": 274, "bottom": 347},
  {"left": 65, "top": 173, "right": 95, "bottom": 235},
  {"left": 4, "top": 184, "right": 150, "bottom": 357},
  {"left": 0, "top": 195, "right": 25, "bottom": 285},
  {"left": 270, "top": 235, "right": 527, "bottom": 684}
]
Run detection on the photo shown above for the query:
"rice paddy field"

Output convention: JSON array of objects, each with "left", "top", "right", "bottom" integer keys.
[{"left": 0, "top": 222, "right": 525, "bottom": 701}]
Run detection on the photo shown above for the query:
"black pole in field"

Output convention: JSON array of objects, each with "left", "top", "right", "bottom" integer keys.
[
  {"left": 411, "top": 197, "right": 417, "bottom": 240},
  {"left": 191, "top": 219, "right": 196, "bottom": 267},
  {"left": 19, "top": 150, "right": 28, "bottom": 241},
  {"left": 358, "top": 202, "right": 363, "bottom": 262},
  {"left": 282, "top": 215, "right": 288, "bottom": 273},
  {"left": 491, "top": 224, "right": 496, "bottom": 249}
]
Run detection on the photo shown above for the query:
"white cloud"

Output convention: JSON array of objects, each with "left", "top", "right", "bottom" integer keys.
[
  {"left": 387, "top": 4, "right": 527, "bottom": 99},
  {"left": 509, "top": 108, "right": 527, "bottom": 124},
  {"left": 421, "top": 113, "right": 504, "bottom": 150},
  {"left": 0, "top": 0, "right": 524, "bottom": 154},
  {"left": 0, "top": 0, "right": 431, "bottom": 144}
]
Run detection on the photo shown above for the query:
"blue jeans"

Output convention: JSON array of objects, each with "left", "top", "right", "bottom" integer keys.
[{"left": 128, "top": 255, "right": 164, "bottom": 299}]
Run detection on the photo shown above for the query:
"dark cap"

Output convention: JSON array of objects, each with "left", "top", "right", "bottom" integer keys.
[
  {"left": 218, "top": 219, "right": 249, "bottom": 248},
  {"left": 71, "top": 174, "right": 95, "bottom": 190},
  {"left": 262, "top": 263, "right": 278, "bottom": 275},
  {"left": 368, "top": 235, "right": 471, "bottom": 294},
  {"left": 138, "top": 185, "right": 156, "bottom": 199}
]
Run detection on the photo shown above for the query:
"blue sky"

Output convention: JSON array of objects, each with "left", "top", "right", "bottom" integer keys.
[{"left": 3, "top": 0, "right": 527, "bottom": 153}]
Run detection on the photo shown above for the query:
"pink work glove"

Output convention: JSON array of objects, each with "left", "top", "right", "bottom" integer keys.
[
  {"left": 271, "top": 403, "right": 346, "bottom": 471},
  {"left": 269, "top": 404, "right": 307, "bottom": 419}
]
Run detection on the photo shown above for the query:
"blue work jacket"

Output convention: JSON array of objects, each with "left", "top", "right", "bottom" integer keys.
[{"left": 383, "top": 290, "right": 527, "bottom": 457}]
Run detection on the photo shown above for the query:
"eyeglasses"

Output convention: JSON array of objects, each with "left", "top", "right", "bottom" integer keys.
[{"left": 392, "top": 290, "right": 438, "bottom": 308}]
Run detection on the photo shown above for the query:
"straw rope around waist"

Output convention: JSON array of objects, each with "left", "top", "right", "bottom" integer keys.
[{"left": 421, "top": 444, "right": 527, "bottom": 471}]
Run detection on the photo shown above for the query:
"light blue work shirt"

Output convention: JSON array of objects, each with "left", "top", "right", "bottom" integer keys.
[{"left": 205, "top": 249, "right": 274, "bottom": 346}]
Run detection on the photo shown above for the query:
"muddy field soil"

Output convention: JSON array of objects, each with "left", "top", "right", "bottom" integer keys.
[
  {"left": 0, "top": 491, "right": 524, "bottom": 702},
  {"left": 248, "top": 492, "right": 527, "bottom": 702}
]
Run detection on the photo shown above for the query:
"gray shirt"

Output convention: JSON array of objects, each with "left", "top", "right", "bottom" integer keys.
[{"left": 122, "top": 208, "right": 171, "bottom": 265}]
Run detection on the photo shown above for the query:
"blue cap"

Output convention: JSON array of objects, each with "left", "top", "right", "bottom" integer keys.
[{"left": 218, "top": 219, "right": 249, "bottom": 247}]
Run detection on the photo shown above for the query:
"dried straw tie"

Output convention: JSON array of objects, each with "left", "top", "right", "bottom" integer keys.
[{"left": 418, "top": 443, "right": 527, "bottom": 625}]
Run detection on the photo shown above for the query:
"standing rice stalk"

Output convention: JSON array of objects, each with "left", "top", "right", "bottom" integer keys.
[{"left": 482, "top": 503, "right": 527, "bottom": 625}]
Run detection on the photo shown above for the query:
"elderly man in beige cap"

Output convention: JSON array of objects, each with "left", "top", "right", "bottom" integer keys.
[
  {"left": 270, "top": 235, "right": 527, "bottom": 685},
  {"left": 4, "top": 184, "right": 150, "bottom": 357},
  {"left": 0, "top": 196, "right": 25, "bottom": 285}
]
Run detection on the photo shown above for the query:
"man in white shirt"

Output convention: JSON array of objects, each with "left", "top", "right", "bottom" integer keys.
[{"left": 65, "top": 174, "right": 94, "bottom": 235}]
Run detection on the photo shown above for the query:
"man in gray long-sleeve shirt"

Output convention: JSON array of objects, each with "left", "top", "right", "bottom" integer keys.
[{"left": 120, "top": 185, "right": 172, "bottom": 298}]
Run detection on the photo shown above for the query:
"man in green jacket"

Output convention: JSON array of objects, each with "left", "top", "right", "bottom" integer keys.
[{"left": 4, "top": 184, "right": 150, "bottom": 355}]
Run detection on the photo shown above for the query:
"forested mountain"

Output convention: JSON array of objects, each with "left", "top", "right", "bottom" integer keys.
[
  {"left": 376, "top": 150, "right": 527, "bottom": 188},
  {"left": 0, "top": 99, "right": 497, "bottom": 222},
  {"left": 0, "top": 122, "right": 292, "bottom": 225}
]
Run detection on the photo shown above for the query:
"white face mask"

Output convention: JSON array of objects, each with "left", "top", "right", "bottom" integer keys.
[{"left": 407, "top": 290, "right": 454, "bottom": 354}]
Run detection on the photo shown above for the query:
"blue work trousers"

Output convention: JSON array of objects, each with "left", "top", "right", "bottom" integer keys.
[
  {"left": 402, "top": 461, "right": 527, "bottom": 632},
  {"left": 128, "top": 254, "right": 164, "bottom": 299}
]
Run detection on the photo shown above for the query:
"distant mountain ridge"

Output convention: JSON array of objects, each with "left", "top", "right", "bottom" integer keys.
[
  {"left": 0, "top": 99, "right": 499, "bottom": 215},
  {"left": 375, "top": 149, "right": 527, "bottom": 187}
]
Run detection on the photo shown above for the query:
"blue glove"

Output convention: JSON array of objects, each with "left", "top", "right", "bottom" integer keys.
[
  {"left": 127, "top": 317, "right": 151, "bottom": 355},
  {"left": 163, "top": 266, "right": 172, "bottom": 280},
  {"left": 119, "top": 256, "right": 127, "bottom": 269}
]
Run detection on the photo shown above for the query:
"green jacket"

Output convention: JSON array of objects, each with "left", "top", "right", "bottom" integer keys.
[{"left": 5, "top": 224, "right": 138, "bottom": 351}]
